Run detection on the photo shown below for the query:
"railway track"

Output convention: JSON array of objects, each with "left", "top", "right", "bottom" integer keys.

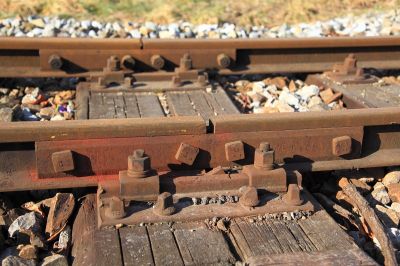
[{"left": 1, "top": 36, "right": 400, "bottom": 265}]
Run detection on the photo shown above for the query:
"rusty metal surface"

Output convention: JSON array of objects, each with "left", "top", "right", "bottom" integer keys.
[
  {"left": 212, "top": 107, "right": 400, "bottom": 133},
  {"left": 1, "top": 36, "right": 400, "bottom": 77},
  {"left": 2, "top": 106, "right": 399, "bottom": 143},
  {"left": 0, "top": 116, "right": 205, "bottom": 143},
  {"left": 97, "top": 189, "right": 314, "bottom": 227},
  {"left": 34, "top": 126, "right": 363, "bottom": 178}
]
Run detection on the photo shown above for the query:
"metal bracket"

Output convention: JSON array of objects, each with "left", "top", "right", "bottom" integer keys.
[
  {"left": 97, "top": 145, "right": 313, "bottom": 227},
  {"left": 324, "top": 54, "right": 378, "bottom": 84}
]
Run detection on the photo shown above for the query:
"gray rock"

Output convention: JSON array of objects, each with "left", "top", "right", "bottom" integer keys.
[
  {"left": 391, "top": 202, "right": 400, "bottom": 213},
  {"left": 1, "top": 256, "right": 35, "bottom": 266},
  {"left": 8, "top": 212, "right": 42, "bottom": 238},
  {"left": 40, "top": 254, "right": 68, "bottom": 266},
  {"left": 0, "top": 108, "right": 12, "bottom": 122}
]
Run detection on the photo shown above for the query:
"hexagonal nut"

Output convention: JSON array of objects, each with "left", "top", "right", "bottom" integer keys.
[
  {"left": 151, "top": 55, "right": 165, "bottom": 69},
  {"left": 51, "top": 150, "right": 74, "bottom": 173},
  {"left": 254, "top": 149, "right": 274, "bottom": 169},
  {"left": 332, "top": 136, "right": 352, "bottom": 156},
  {"left": 128, "top": 155, "right": 150, "bottom": 172},
  {"left": 225, "top": 141, "right": 245, "bottom": 162},
  {"left": 217, "top": 53, "right": 231, "bottom": 68},
  {"left": 175, "top": 143, "right": 199, "bottom": 165}
]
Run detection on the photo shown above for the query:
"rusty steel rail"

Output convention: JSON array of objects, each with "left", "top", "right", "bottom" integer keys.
[
  {"left": 1, "top": 36, "right": 400, "bottom": 77},
  {"left": 1, "top": 107, "right": 400, "bottom": 192},
  {"left": 0, "top": 107, "right": 398, "bottom": 142}
]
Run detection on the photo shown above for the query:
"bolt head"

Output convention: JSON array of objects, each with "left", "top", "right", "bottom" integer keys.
[
  {"left": 107, "top": 56, "right": 120, "bottom": 71},
  {"left": 154, "top": 192, "right": 175, "bottom": 216},
  {"left": 283, "top": 184, "right": 303, "bottom": 206},
  {"left": 105, "top": 197, "right": 125, "bottom": 219},
  {"left": 175, "top": 143, "right": 199, "bottom": 165},
  {"left": 225, "top": 140, "right": 245, "bottom": 162},
  {"left": 48, "top": 55, "right": 63, "bottom": 70},
  {"left": 121, "top": 55, "right": 135, "bottom": 69},
  {"left": 217, "top": 53, "right": 231, "bottom": 68},
  {"left": 151, "top": 55, "right": 165, "bottom": 69},
  {"left": 332, "top": 136, "right": 352, "bottom": 156},
  {"left": 254, "top": 149, "right": 274, "bottom": 169},
  {"left": 52, "top": 150, "right": 74, "bottom": 172},
  {"left": 128, "top": 155, "right": 150, "bottom": 173},
  {"left": 239, "top": 186, "right": 259, "bottom": 207},
  {"left": 259, "top": 142, "right": 270, "bottom": 152}
]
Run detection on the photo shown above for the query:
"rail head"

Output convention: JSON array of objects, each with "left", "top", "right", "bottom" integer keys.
[
  {"left": 212, "top": 107, "right": 400, "bottom": 133},
  {"left": 0, "top": 116, "right": 206, "bottom": 143},
  {"left": 1, "top": 107, "right": 400, "bottom": 142}
]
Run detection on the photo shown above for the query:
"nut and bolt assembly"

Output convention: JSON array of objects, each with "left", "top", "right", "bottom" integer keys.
[
  {"left": 239, "top": 186, "right": 259, "bottom": 208},
  {"left": 254, "top": 142, "right": 275, "bottom": 170},
  {"left": 151, "top": 54, "right": 165, "bottom": 69},
  {"left": 48, "top": 54, "right": 63, "bottom": 70},
  {"left": 106, "top": 56, "right": 121, "bottom": 71},
  {"left": 127, "top": 149, "right": 151, "bottom": 178},
  {"left": 153, "top": 192, "right": 175, "bottom": 216}
]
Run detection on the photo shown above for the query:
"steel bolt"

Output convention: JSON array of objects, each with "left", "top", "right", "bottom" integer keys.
[
  {"left": 153, "top": 192, "right": 175, "bottom": 216},
  {"left": 179, "top": 53, "right": 192, "bottom": 71},
  {"left": 217, "top": 53, "right": 231, "bottom": 68},
  {"left": 121, "top": 55, "right": 136, "bottom": 69},
  {"left": 104, "top": 197, "right": 126, "bottom": 219},
  {"left": 151, "top": 54, "right": 165, "bottom": 69},
  {"left": 171, "top": 76, "right": 182, "bottom": 87},
  {"left": 124, "top": 77, "right": 132, "bottom": 87},
  {"left": 197, "top": 74, "right": 208, "bottom": 86},
  {"left": 48, "top": 54, "right": 63, "bottom": 70},
  {"left": 225, "top": 140, "right": 245, "bottom": 162},
  {"left": 175, "top": 142, "right": 199, "bottom": 165},
  {"left": 283, "top": 184, "right": 303, "bottom": 206},
  {"left": 107, "top": 56, "right": 120, "bottom": 71},
  {"left": 51, "top": 150, "right": 74, "bottom": 173},
  {"left": 254, "top": 142, "right": 274, "bottom": 170},
  {"left": 127, "top": 149, "right": 151, "bottom": 178},
  {"left": 332, "top": 136, "right": 352, "bottom": 156},
  {"left": 239, "top": 186, "right": 259, "bottom": 208}
]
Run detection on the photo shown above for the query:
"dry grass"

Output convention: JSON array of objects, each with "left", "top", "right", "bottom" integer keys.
[{"left": 0, "top": 0, "right": 399, "bottom": 26}]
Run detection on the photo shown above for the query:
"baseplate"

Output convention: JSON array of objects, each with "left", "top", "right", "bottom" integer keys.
[{"left": 97, "top": 187, "right": 315, "bottom": 228}]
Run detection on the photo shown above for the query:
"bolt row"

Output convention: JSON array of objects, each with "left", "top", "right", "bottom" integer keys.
[{"left": 48, "top": 53, "right": 232, "bottom": 70}]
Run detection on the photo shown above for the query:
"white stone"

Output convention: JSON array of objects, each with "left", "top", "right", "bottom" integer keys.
[
  {"left": 371, "top": 182, "right": 391, "bottom": 205},
  {"left": 295, "top": 85, "right": 320, "bottom": 102},
  {"left": 51, "top": 114, "right": 66, "bottom": 121},
  {"left": 382, "top": 171, "right": 400, "bottom": 187},
  {"left": 391, "top": 202, "right": 400, "bottom": 213},
  {"left": 278, "top": 91, "right": 299, "bottom": 108},
  {"left": 159, "top": 30, "right": 173, "bottom": 39},
  {"left": 8, "top": 212, "right": 42, "bottom": 238},
  {"left": 276, "top": 102, "right": 294, "bottom": 112}
]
